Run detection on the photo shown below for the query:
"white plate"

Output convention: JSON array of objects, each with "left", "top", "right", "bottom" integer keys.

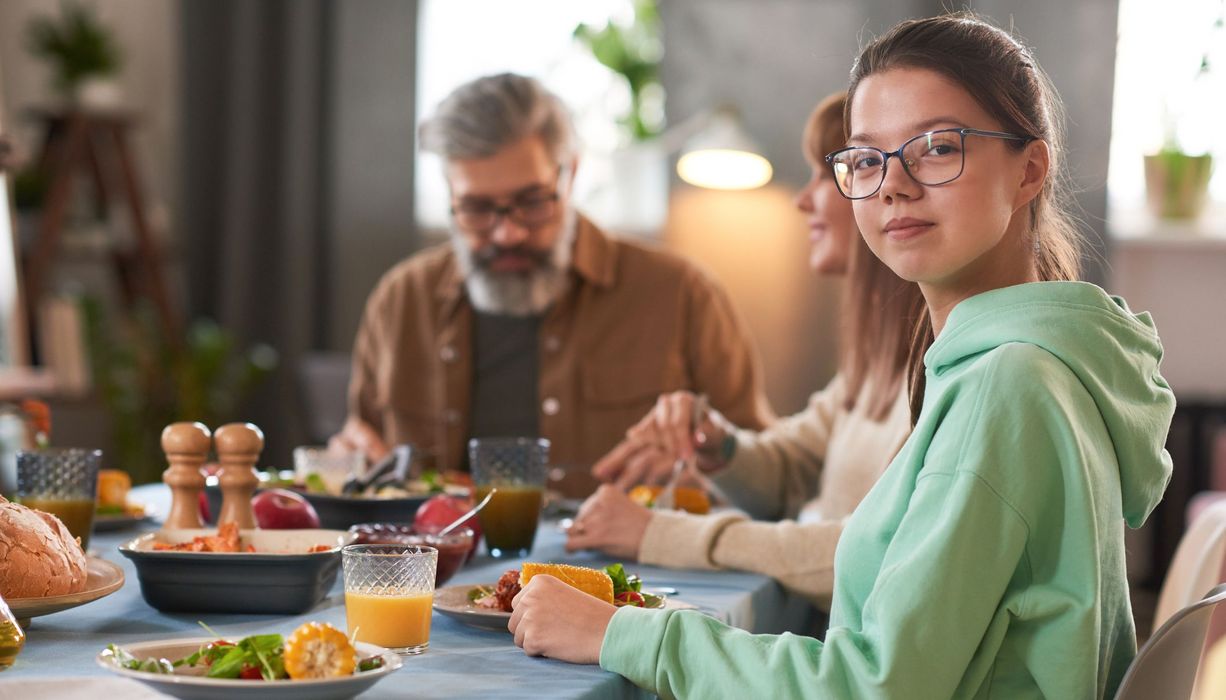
[
  {"left": 96, "top": 637, "right": 402, "bottom": 700},
  {"left": 433, "top": 583, "right": 682, "bottom": 633}
]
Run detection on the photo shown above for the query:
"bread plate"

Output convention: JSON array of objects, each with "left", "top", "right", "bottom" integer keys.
[{"left": 8, "top": 556, "right": 125, "bottom": 626}]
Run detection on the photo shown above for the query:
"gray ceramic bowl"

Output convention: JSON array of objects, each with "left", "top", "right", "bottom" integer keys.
[{"left": 119, "top": 529, "right": 354, "bottom": 614}]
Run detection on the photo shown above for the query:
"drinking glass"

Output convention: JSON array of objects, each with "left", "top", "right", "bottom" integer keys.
[
  {"left": 342, "top": 544, "right": 437, "bottom": 655},
  {"left": 468, "top": 437, "right": 549, "bottom": 558},
  {"left": 293, "top": 446, "right": 364, "bottom": 495},
  {"left": 16, "top": 448, "right": 102, "bottom": 550}
]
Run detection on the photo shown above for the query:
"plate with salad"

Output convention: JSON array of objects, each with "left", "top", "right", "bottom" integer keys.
[
  {"left": 434, "top": 563, "right": 685, "bottom": 632},
  {"left": 96, "top": 622, "right": 401, "bottom": 699}
]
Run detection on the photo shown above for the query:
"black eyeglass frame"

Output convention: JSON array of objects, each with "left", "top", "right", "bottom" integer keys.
[
  {"left": 823, "top": 128, "right": 1035, "bottom": 200},
  {"left": 449, "top": 166, "right": 566, "bottom": 234}
]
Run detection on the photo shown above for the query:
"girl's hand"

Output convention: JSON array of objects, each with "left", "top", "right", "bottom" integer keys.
[
  {"left": 508, "top": 575, "right": 616, "bottom": 664},
  {"left": 565, "top": 484, "right": 652, "bottom": 559}
]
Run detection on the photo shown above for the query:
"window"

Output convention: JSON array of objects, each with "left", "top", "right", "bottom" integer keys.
[
  {"left": 1108, "top": 0, "right": 1226, "bottom": 219},
  {"left": 415, "top": 0, "right": 637, "bottom": 231}
]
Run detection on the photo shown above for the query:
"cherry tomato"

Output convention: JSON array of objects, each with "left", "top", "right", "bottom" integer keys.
[
  {"left": 615, "top": 590, "right": 645, "bottom": 607},
  {"left": 239, "top": 665, "right": 264, "bottom": 680}
]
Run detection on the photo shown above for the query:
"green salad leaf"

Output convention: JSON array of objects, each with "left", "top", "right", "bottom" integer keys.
[
  {"left": 604, "top": 563, "right": 642, "bottom": 596},
  {"left": 104, "top": 644, "right": 174, "bottom": 674}
]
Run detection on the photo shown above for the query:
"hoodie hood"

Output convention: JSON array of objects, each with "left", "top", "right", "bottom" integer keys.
[{"left": 926, "top": 281, "right": 1175, "bottom": 528}]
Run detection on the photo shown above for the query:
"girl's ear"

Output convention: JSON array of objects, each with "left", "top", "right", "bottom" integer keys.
[{"left": 1014, "top": 139, "right": 1050, "bottom": 212}]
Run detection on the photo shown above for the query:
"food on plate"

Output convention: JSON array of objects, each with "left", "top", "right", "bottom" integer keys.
[
  {"left": 414, "top": 493, "right": 483, "bottom": 558},
  {"left": 0, "top": 494, "right": 88, "bottom": 598},
  {"left": 96, "top": 469, "right": 146, "bottom": 518},
  {"left": 283, "top": 621, "right": 357, "bottom": 679},
  {"left": 251, "top": 489, "right": 322, "bottom": 529},
  {"left": 347, "top": 522, "right": 473, "bottom": 586},
  {"left": 102, "top": 621, "right": 380, "bottom": 681},
  {"left": 628, "top": 485, "right": 711, "bottom": 514},
  {"left": 149, "top": 522, "right": 333, "bottom": 554},
  {"left": 470, "top": 569, "right": 523, "bottom": 613},
  {"left": 469, "top": 563, "right": 663, "bottom": 613},
  {"left": 520, "top": 563, "right": 614, "bottom": 604},
  {"left": 152, "top": 522, "right": 245, "bottom": 553}
]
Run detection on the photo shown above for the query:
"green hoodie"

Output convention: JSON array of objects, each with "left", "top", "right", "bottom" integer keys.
[{"left": 600, "top": 282, "right": 1175, "bottom": 699}]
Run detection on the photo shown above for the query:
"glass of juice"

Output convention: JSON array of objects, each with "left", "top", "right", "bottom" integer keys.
[
  {"left": 342, "top": 544, "right": 438, "bottom": 655},
  {"left": 16, "top": 448, "right": 102, "bottom": 550},
  {"left": 468, "top": 437, "right": 549, "bottom": 558}
]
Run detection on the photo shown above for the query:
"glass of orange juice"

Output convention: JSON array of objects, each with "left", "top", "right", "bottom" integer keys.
[
  {"left": 342, "top": 544, "right": 438, "bottom": 655},
  {"left": 469, "top": 437, "right": 549, "bottom": 558},
  {"left": 16, "top": 448, "right": 102, "bottom": 550}
]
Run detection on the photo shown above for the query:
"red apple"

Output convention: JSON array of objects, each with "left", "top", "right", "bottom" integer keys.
[
  {"left": 414, "top": 494, "right": 483, "bottom": 559},
  {"left": 252, "top": 489, "right": 321, "bottom": 529}
]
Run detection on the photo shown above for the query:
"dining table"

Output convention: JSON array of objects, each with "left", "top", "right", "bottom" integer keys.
[{"left": 0, "top": 484, "right": 821, "bottom": 699}]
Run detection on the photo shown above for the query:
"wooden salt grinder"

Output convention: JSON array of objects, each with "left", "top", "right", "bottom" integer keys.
[
  {"left": 161, "top": 422, "right": 212, "bottom": 529},
  {"left": 214, "top": 422, "right": 264, "bottom": 529}
]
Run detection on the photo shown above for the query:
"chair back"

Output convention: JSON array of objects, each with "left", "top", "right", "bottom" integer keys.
[
  {"left": 1115, "top": 584, "right": 1226, "bottom": 700},
  {"left": 1155, "top": 500, "right": 1226, "bottom": 631}
]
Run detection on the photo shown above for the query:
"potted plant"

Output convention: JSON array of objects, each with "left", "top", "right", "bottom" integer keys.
[
  {"left": 574, "top": 0, "right": 668, "bottom": 234},
  {"left": 26, "top": 1, "right": 123, "bottom": 109},
  {"left": 1143, "top": 6, "right": 1222, "bottom": 221}
]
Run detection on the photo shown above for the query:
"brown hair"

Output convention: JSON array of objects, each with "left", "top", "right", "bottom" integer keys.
[
  {"left": 804, "top": 92, "right": 919, "bottom": 421},
  {"left": 844, "top": 13, "right": 1084, "bottom": 423}
]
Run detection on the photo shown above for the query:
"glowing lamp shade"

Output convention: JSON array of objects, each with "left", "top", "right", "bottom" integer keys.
[
  {"left": 676, "top": 149, "right": 773, "bottom": 190},
  {"left": 673, "top": 109, "right": 772, "bottom": 190}
]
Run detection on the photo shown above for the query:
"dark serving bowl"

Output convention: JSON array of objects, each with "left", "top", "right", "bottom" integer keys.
[
  {"left": 204, "top": 480, "right": 429, "bottom": 530},
  {"left": 119, "top": 528, "right": 355, "bottom": 614}
]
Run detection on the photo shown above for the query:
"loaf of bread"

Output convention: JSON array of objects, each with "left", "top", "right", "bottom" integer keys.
[{"left": 0, "top": 494, "right": 88, "bottom": 598}]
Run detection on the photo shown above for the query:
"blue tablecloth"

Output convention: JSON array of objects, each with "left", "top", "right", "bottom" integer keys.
[{"left": 2, "top": 485, "right": 818, "bottom": 698}]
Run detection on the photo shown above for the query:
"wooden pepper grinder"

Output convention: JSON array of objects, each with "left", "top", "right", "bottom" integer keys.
[
  {"left": 161, "top": 422, "right": 212, "bottom": 529},
  {"left": 214, "top": 422, "right": 264, "bottom": 529}
]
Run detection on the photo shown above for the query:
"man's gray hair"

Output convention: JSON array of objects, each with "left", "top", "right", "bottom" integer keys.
[{"left": 419, "top": 73, "right": 578, "bottom": 164}]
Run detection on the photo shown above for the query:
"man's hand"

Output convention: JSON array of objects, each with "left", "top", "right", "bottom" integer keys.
[
  {"left": 565, "top": 484, "right": 652, "bottom": 559},
  {"left": 328, "top": 416, "right": 390, "bottom": 464},
  {"left": 591, "top": 391, "right": 733, "bottom": 489},
  {"left": 508, "top": 575, "right": 616, "bottom": 664}
]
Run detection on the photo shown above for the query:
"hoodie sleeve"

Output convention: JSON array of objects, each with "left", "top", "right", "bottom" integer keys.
[{"left": 600, "top": 469, "right": 1030, "bottom": 699}]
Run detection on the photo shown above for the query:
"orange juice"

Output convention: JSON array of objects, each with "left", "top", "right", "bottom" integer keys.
[
  {"left": 19, "top": 497, "right": 95, "bottom": 550},
  {"left": 474, "top": 485, "right": 543, "bottom": 557},
  {"left": 345, "top": 591, "right": 433, "bottom": 653}
]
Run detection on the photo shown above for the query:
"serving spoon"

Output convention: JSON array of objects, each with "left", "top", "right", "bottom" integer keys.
[{"left": 436, "top": 488, "right": 498, "bottom": 537}]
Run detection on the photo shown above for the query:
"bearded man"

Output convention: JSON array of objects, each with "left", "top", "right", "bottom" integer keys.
[{"left": 331, "top": 73, "right": 772, "bottom": 496}]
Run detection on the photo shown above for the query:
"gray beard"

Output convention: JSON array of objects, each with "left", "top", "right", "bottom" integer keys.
[{"left": 451, "top": 208, "right": 577, "bottom": 317}]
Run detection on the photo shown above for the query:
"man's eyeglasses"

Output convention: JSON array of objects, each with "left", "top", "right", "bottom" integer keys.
[
  {"left": 450, "top": 167, "right": 565, "bottom": 234},
  {"left": 824, "top": 128, "right": 1034, "bottom": 200}
]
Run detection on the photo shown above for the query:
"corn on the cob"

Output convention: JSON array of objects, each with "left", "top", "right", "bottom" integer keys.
[{"left": 519, "top": 563, "right": 614, "bottom": 604}]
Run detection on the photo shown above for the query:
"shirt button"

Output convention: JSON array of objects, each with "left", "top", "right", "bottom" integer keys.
[
  {"left": 439, "top": 346, "right": 457, "bottom": 363},
  {"left": 542, "top": 397, "right": 560, "bottom": 416},
  {"left": 544, "top": 336, "right": 561, "bottom": 353},
  {"left": 445, "top": 409, "right": 460, "bottom": 425}
]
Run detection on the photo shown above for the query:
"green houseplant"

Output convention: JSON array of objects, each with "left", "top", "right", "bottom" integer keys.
[
  {"left": 1144, "top": 4, "right": 1222, "bottom": 220},
  {"left": 26, "top": 1, "right": 123, "bottom": 103},
  {"left": 574, "top": 0, "right": 664, "bottom": 142},
  {"left": 81, "top": 298, "right": 278, "bottom": 484}
]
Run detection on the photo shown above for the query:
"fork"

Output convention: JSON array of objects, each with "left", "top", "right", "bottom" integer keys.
[{"left": 655, "top": 394, "right": 707, "bottom": 510}]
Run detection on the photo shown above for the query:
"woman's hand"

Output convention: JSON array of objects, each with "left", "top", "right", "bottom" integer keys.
[
  {"left": 590, "top": 391, "right": 734, "bottom": 488},
  {"left": 508, "top": 575, "right": 616, "bottom": 664},
  {"left": 565, "top": 484, "right": 652, "bottom": 559}
]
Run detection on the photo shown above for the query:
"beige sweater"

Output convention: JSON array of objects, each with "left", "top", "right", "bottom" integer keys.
[{"left": 638, "top": 374, "right": 911, "bottom": 610}]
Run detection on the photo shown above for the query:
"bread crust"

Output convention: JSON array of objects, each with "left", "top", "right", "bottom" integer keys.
[{"left": 0, "top": 494, "right": 89, "bottom": 598}]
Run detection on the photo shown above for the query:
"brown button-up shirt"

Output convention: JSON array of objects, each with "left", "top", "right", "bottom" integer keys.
[{"left": 347, "top": 216, "right": 774, "bottom": 495}]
